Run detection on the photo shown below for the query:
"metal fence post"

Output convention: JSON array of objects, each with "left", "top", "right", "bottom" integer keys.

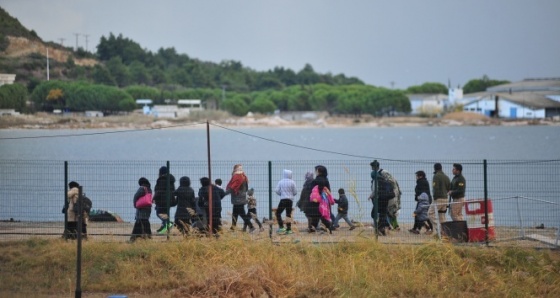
[
  {"left": 268, "top": 161, "right": 272, "bottom": 238},
  {"left": 64, "top": 161, "right": 68, "bottom": 239},
  {"left": 484, "top": 159, "right": 489, "bottom": 246},
  {"left": 166, "top": 160, "right": 170, "bottom": 240},
  {"left": 75, "top": 186, "right": 83, "bottom": 298}
]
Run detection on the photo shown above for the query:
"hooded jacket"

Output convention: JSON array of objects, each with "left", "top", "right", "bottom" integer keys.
[
  {"left": 174, "top": 176, "right": 196, "bottom": 220},
  {"left": 414, "top": 193, "right": 430, "bottom": 222},
  {"left": 275, "top": 169, "right": 298, "bottom": 201},
  {"left": 153, "top": 173, "right": 176, "bottom": 209}
]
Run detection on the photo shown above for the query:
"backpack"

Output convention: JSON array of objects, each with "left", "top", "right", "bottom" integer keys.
[
  {"left": 377, "top": 178, "right": 395, "bottom": 201},
  {"left": 73, "top": 194, "right": 93, "bottom": 215}
]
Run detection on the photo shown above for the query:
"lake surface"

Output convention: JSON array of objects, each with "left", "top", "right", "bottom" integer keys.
[
  {"left": 1, "top": 125, "right": 559, "bottom": 227},
  {"left": 1, "top": 125, "right": 559, "bottom": 161}
]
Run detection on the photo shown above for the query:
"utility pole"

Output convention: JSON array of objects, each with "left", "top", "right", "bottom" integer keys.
[
  {"left": 58, "top": 38, "right": 65, "bottom": 46},
  {"left": 74, "top": 33, "right": 80, "bottom": 51},
  {"left": 83, "top": 34, "right": 89, "bottom": 52}
]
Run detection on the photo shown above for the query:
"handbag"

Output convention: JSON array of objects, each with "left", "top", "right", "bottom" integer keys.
[
  {"left": 309, "top": 185, "right": 321, "bottom": 203},
  {"left": 135, "top": 187, "right": 153, "bottom": 208}
]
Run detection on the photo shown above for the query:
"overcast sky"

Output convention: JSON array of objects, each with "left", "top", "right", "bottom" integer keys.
[{"left": 2, "top": 0, "right": 559, "bottom": 89}]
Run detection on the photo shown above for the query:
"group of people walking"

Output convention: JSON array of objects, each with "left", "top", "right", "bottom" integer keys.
[
  {"left": 367, "top": 160, "right": 466, "bottom": 236},
  {"left": 129, "top": 164, "right": 265, "bottom": 242},
  {"left": 64, "top": 161, "right": 466, "bottom": 241}
]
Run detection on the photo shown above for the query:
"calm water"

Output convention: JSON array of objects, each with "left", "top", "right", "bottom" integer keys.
[
  {"left": 1, "top": 125, "right": 559, "bottom": 226},
  {"left": 1, "top": 125, "right": 559, "bottom": 160}
]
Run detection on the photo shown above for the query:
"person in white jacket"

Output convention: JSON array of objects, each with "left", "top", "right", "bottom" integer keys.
[{"left": 275, "top": 169, "right": 298, "bottom": 234}]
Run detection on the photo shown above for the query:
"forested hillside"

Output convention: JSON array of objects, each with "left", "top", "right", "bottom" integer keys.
[{"left": 1, "top": 6, "right": 427, "bottom": 116}]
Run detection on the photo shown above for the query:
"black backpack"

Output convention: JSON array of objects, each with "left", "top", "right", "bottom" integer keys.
[
  {"left": 73, "top": 194, "right": 93, "bottom": 215},
  {"left": 378, "top": 178, "right": 395, "bottom": 201}
]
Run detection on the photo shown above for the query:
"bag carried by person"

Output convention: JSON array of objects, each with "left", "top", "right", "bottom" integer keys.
[
  {"left": 73, "top": 194, "right": 93, "bottom": 215},
  {"left": 135, "top": 187, "right": 153, "bottom": 208},
  {"left": 378, "top": 178, "right": 395, "bottom": 201},
  {"left": 309, "top": 185, "right": 322, "bottom": 203}
]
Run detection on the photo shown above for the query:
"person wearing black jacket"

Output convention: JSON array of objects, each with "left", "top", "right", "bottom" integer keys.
[
  {"left": 130, "top": 177, "right": 152, "bottom": 242},
  {"left": 153, "top": 166, "right": 176, "bottom": 234},
  {"left": 198, "top": 177, "right": 226, "bottom": 236},
  {"left": 415, "top": 170, "right": 433, "bottom": 234},
  {"left": 309, "top": 165, "right": 333, "bottom": 234},
  {"left": 174, "top": 176, "right": 196, "bottom": 236}
]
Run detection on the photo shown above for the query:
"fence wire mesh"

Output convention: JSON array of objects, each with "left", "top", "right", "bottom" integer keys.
[{"left": 0, "top": 159, "right": 559, "bottom": 248}]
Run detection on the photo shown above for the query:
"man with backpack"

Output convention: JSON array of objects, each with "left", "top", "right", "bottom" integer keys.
[
  {"left": 370, "top": 160, "right": 401, "bottom": 232},
  {"left": 64, "top": 181, "right": 91, "bottom": 240}
]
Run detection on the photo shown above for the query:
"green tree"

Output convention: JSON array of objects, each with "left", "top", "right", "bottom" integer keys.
[
  {"left": 249, "top": 97, "right": 276, "bottom": 114},
  {"left": 222, "top": 97, "right": 249, "bottom": 116},
  {"left": 0, "top": 83, "right": 27, "bottom": 111},
  {"left": 406, "top": 82, "right": 448, "bottom": 94},
  {"left": 463, "top": 75, "right": 510, "bottom": 93},
  {"left": 106, "top": 57, "right": 130, "bottom": 87},
  {"left": 92, "top": 65, "right": 117, "bottom": 86}
]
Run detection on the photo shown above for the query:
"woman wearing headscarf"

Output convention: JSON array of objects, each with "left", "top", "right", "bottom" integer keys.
[
  {"left": 225, "top": 164, "right": 255, "bottom": 232},
  {"left": 309, "top": 165, "right": 334, "bottom": 234},
  {"left": 296, "top": 171, "right": 316, "bottom": 232},
  {"left": 130, "top": 177, "right": 152, "bottom": 242}
]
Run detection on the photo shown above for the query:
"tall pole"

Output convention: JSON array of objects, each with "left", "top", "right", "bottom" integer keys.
[
  {"left": 46, "top": 48, "right": 50, "bottom": 81},
  {"left": 207, "top": 121, "right": 213, "bottom": 235},
  {"left": 74, "top": 33, "right": 80, "bottom": 51},
  {"left": 75, "top": 186, "right": 83, "bottom": 298},
  {"left": 83, "top": 34, "right": 89, "bottom": 52}
]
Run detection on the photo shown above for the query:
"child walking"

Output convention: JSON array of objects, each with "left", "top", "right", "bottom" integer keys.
[
  {"left": 409, "top": 192, "right": 430, "bottom": 234},
  {"left": 275, "top": 169, "right": 298, "bottom": 234},
  {"left": 333, "top": 188, "right": 356, "bottom": 230},
  {"left": 244, "top": 188, "right": 264, "bottom": 232}
]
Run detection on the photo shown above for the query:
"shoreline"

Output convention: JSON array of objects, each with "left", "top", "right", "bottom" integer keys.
[{"left": 1, "top": 111, "right": 558, "bottom": 130}]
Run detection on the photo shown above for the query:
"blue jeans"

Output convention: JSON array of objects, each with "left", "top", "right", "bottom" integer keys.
[{"left": 333, "top": 213, "right": 353, "bottom": 227}]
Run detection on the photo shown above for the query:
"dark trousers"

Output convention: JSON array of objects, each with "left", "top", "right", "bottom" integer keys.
[
  {"left": 205, "top": 207, "right": 223, "bottom": 234},
  {"left": 276, "top": 199, "right": 293, "bottom": 230},
  {"left": 131, "top": 219, "right": 152, "bottom": 238},
  {"left": 232, "top": 205, "right": 253, "bottom": 229},
  {"left": 374, "top": 198, "right": 390, "bottom": 230},
  {"left": 64, "top": 221, "right": 87, "bottom": 240},
  {"left": 245, "top": 207, "right": 263, "bottom": 229}
]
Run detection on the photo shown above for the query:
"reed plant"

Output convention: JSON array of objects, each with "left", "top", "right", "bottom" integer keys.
[{"left": 1, "top": 237, "right": 559, "bottom": 297}]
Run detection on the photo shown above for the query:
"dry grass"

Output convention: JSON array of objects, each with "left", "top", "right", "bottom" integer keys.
[{"left": 1, "top": 237, "right": 559, "bottom": 297}]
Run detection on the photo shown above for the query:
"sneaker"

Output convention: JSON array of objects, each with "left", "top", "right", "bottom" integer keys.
[
  {"left": 425, "top": 229, "right": 433, "bottom": 235},
  {"left": 408, "top": 229, "right": 419, "bottom": 234},
  {"left": 158, "top": 225, "right": 169, "bottom": 234},
  {"left": 349, "top": 226, "right": 356, "bottom": 231},
  {"left": 156, "top": 225, "right": 165, "bottom": 233},
  {"left": 276, "top": 228, "right": 286, "bottom": 234},
  {"left": 167, "top": 222, "right": 174, "bottom": 230},
  {"left": 259, "top": 226, "right": 265, "bottom": 232},
  {"left": 285, "top": 230, "right": 294, "bottom": 235},
  {"left": 249, "top": 227, "right": 256, "bottom": 233},
  {"left": 394, "top": 226, "right": 401, "bottom": 231}
]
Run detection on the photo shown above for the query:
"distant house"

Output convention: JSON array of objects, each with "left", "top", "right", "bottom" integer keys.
[
  {"left": 136, "top": 99, "right": 153, "bottom": 115},
  {"left": 408, "top": 94, "right": 449, "bottom": 115},
  {"left": 0, "top": 74, "right": 16, "bottom": 86},
  {"left": 85, "top": 111, "right": 104, "bottom": 117},
  {"left": 463, "top": 78, "right": 560, "bottom": 119},
  {"left": 463, "top": 92, "right": 560, "bottom": 119}
]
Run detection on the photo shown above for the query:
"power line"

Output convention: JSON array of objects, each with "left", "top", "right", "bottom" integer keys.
[{"left": 0, "top": 122, "right": 205, "bottom": 140}]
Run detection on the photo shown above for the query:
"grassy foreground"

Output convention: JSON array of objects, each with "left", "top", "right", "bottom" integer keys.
[{"left": 1, "top": 237, "right": 559, "bottom": 297}]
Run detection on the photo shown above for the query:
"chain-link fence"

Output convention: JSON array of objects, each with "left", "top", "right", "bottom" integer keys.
[{"left": 1, "top": 159, "right": 559, "bottom": 248}]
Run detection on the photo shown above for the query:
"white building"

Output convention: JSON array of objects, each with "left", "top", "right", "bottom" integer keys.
[
  {"left": 408, "top": 94, "right": 449, "bottom": 115},
  {"left": 0, "top": 74, "right": 16, "bottom": 86},
  {"left": 463, "top": 78, "right": 560, "bottom": 119},
  {"left": 463, "top": 92, "right": 560, "bottom": 119}
]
